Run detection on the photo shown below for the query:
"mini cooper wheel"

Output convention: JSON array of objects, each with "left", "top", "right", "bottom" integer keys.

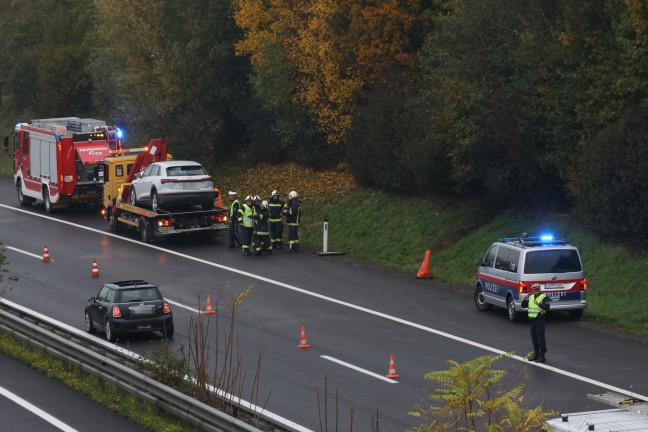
[
  {"left": 85, "top": 311, "right": 96, "bottom": 333},
  {"left": 105, "top": 319, "right": 117, "bottom": 342}
]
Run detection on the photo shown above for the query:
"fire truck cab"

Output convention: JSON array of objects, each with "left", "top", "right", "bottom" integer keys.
[{"left": 12, "top": 117, "right": 122, "bottom": 212}]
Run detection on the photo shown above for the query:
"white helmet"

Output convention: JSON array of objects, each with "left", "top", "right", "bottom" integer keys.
[
  {"left": 245, "top": 195, "right": 253, "bottom": 201},
  {"left": 271, "top": 190, "right": 279, "bottom": 196},
  {"left": 261, "top": 200, "right": 268, "bottom": 209},
  {"left": 289, "top": 191, "right": 298, "bottom": 199},
  {"left": 253, "top": 195, "right": 261, "bottom": 202}
]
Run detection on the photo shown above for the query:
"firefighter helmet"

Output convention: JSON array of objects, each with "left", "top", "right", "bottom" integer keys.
[
  {"left": 261, "top": 200, "right": 268, "bottom": 209},
  {"left": 245, "top": 195, "right": 253, "bottom": 201},
  {"left": 289, "top": 191, "right": 298, "bottom": 199},
  {"left": 271, "top": 190, "right": 279, "bottom": 196},
  {"left": 253, "top": 195, "right": 261, "bottom": 202}
]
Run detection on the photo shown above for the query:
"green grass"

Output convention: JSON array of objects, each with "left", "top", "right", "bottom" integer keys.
[
  {"left": 295, "top": 189, "right": 648, "bottom": 341},
  {"left": 0, "top": 148, "right": 12, "bottom": 177}
]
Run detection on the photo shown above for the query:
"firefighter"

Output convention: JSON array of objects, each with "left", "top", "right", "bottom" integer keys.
[
  {"left": 284, "top": 190, "right": 301, "bottom": 253},
  {"left": 253, "top": 195, "right": 262, "bottom": 212},
  {"left": 226, "top": 191, "right": 241, "bottom": 249},
  {"left": 268, "top": 190, "right": 285, "bottom": 249},
  {"left": 238, "top": 195, "right": 256, "bottom": 256},
  {"left": 253, "top": 200, "right": 272, "bottom": 256}
]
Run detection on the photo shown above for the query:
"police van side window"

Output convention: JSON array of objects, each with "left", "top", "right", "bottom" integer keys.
[
  {"left": 483, "top": 246, "right": 497, "bottom": 267},
  {"left": 496, "top": 247, "right": 520, "bottom": 273}
]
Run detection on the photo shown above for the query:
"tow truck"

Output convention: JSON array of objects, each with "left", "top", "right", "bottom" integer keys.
[{"left": 100, "top": 139, "right": 228, "bottom": 243}]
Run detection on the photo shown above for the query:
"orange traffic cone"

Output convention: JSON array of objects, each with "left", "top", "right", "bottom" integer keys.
[
  {"left": 386, "top": 354, "right": 399, "bottom": 379},
  {"left": 298, "top": 325, "right": 310, "bottom": 348},
  {"left": 204, "top": 294, "right": 215, "bottom": 315},
  {"left": 42, "top": 245, "right": 51, "bottom": 262},
  {"left": 416, "top": 250, "right": 431, "bottom": 279},
  {"left": 91, "top": 260, "right": 100, "bottom": 277}
]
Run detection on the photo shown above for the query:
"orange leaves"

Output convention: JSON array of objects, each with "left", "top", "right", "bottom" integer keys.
[
  {"left": 233, "top": 0, "right": 436, "bottom": 144},
  {"left": 219, "top": 162, "right": 357, "bottom": 206}
]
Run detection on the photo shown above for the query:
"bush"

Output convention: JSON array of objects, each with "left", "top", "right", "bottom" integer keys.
[{"left": 573, "top": 109, "right": 648, "bottom": 245}]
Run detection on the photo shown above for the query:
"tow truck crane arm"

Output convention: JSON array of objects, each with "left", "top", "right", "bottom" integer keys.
[{"left": 120, "top": 138, "right": 168, "bottom": 203}]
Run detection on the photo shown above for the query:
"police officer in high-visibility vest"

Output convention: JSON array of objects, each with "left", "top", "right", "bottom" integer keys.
[
  {"left": 522, "top": 283, "right": 551, "bottom": 363},
  {"left": 268, "top": 190, "right": 285, "bottom": 249},
  {"left": 226, "top": 191, "right": 241, "bottom": 249},
  {"left": 237, "top": 195, "right": 256, "bottom": 256},
  {"left": 283, "top": 191, "right": 301, "bottom": 253}
]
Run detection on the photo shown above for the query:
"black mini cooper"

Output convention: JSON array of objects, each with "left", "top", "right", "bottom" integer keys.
[{"left": 85, "top": 280, "right": 174, "bottom": 342}]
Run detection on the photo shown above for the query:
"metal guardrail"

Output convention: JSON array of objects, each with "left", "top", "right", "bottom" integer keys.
[{"left": 0, "top": 299, "right": 264, "bottom": 432}]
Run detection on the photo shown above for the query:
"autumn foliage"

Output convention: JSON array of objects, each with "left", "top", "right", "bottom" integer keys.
[{"left": 233, "top": 0, "right": 443, "bottom": 143}]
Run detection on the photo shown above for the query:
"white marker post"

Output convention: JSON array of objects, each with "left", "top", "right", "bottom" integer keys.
[{"left": 316, "top": 219, "right": 344, "bottom": 256}]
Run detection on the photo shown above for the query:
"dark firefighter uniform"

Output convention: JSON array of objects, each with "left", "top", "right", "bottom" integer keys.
[
  {"left": 253, "top": 201, "right": 272, "bottom": 255},
  {"left": 284, "top": 191, "right": 301, "bottom": 253},
  {"left": 268, "top": 190, "right": 285, "bottom": 249}
]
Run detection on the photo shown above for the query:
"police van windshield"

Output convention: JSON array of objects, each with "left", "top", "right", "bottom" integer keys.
[{"left": 524, "top": 250, "right": 582, "bottom": 274}]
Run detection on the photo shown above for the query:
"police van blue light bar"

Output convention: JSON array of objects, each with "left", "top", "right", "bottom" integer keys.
[{"left": 540, "top": 234, "right": 554, "bottom": 241}]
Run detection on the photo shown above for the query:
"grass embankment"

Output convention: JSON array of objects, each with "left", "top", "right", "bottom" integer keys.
[{"left": 215, "top": 161, "right": 648, "bottom": 342}]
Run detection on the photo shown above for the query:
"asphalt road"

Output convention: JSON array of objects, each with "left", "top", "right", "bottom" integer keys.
[
  {"left": 1, "top": 177, "right": 648, "bottom": 431},
  {"left": 0, "top": 353, "right": 149, "bottom": 432}
]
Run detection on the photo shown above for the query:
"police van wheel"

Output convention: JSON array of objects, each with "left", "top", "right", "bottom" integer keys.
[
  {"left": 507, "top": 296, "right": 521, "bottom": 322},
  {"left": 569, "top": 309, "right": 583, "bottom": 320},
  {"left": 474, "top": 286, "right": 493, "bottom": 311}
]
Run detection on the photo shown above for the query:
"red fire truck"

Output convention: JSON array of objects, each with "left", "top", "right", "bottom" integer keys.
[{"left": 12, "top": 117, "right": 122, "bottom": 212}]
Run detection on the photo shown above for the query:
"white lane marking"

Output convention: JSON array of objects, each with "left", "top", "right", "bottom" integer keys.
[
  {"left": 4, "top": 245, "right": 47, "bottom": 260},
  {"left": 2, "top": 203, "right": 647, "bottom": 402},
  {"left": 166, "top": 299, "right": 201, "bottom": 314},
  {"left": 1, "top": 298, "right": 313, "bottom": 432},
  {"left": 0, "top": 385, "right": 80, "bottom": 432},
  {"left": 321, "top": 355, "right": 398, "bottom": 383}
]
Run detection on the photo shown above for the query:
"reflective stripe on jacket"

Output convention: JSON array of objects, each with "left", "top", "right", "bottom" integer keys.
[
  {"left": 285, "top": 199, "right": 301, "bottom": 226},
  {"left": 527, "top": 294, "right": 547, "bottom": 318},
  {"left": 238, "top": 203, "right": 256, "bottom": 228},
  {"left": 229, "top": 199, "right": 240, "bottom": 221}
]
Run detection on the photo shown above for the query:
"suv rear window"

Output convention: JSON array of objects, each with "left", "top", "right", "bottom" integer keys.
[{"left": 523, "top": 249, "right": 582, "bottom": 274}]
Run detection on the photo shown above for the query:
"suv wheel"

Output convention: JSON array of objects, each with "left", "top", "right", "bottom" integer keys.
[
  {"left": 507, "top": 296, "right": 521, "bottom": 322},
  {"left": 151, "top": 190, "right": 159, "bottom": 212},
  {"left": 474, "top": 286, "right": 493, "bottom": 311}
]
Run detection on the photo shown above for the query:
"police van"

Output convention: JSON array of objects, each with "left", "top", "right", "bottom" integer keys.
[{"left": 473, "top": 234, "right": 587, "bottom": 322}]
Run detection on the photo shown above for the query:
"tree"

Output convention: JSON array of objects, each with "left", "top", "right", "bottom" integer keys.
[
  {"left": 0, "top": 0, "right": 95, "bottom": 117},
  {"left": 408, "top": 354, "right": 555, "bottom": 432},
  {"left": 91, "top": 0, "right": 253, "bottom": 164},
  {"left": 417, "top": 0, "right": 568, "bottom": 206},
  {"left": 233, "top": 0, "right": 444, "bottom": 145}
]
